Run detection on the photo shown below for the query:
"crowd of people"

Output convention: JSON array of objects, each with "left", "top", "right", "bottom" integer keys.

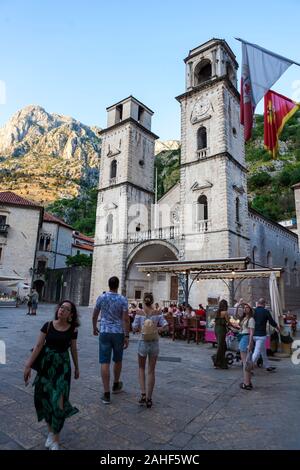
[{"left": 23, "top": 277, "right": 283, "bottom": 450}]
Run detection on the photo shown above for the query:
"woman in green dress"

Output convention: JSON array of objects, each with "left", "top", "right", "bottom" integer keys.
[
  {"left": 24, "top": 300, "right": 80, "bottom": 450},
  {"left": 213, "top": 299, "right": 230, "bottom": 369}
]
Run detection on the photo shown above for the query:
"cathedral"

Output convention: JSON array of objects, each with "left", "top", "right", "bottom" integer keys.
[{"left": 90, "top": 38, "right": 300, "bottom": 310}]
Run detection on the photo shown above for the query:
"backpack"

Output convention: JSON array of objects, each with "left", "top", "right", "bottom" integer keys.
[{"left": 141, "top": 316, "right": 158, "bottom": 341}]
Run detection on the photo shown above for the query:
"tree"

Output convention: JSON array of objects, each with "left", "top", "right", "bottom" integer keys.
[{"left": 66, "top": 254, "right": 93, "bottom": 267}]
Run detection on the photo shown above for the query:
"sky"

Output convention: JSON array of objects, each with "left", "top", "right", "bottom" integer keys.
[{"left": 0, "top": 0, "right": 300, "bottom": 140}]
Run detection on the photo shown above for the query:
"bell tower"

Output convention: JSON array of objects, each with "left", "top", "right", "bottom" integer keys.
[
  {"left": 90, "top": 96, "right": 158, "bottom": 304},
  {"left": 176, "top": 39, "right": 250, "bottom": 283}
]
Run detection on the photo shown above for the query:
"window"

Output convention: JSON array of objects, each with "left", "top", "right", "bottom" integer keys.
[
  {"left": 45, "top": 236, "right": 51, "bottom": 251},
  {"left": 0, "top": 247, "right": 2, "bottom": 262},
  {"left": 116, "top": 104, "right": 123, "bottom": 122},
  {"left": 138, "top": 106, "right": 144, "bottom": 123},
  {"left": 285, "top": 258, "right": 290, "bottom": 286},
  {"left": 135, "top": 290, "right": 142, "bottom": 300},
  {"left": 197, "top": 127, "right": 207, "bottom": 150},
  {"left": 194, "top": 59, "right": 212, "bottom": 85},
  {"left": 110, "top": 160, "right": 117, "bottom": 179},
  {"left": 252, "top": 246, "right": 257, "bottom": 266},
  {"left": 0, "top": 215, "right": 7, "bottom": 225},
  {"left": 267, "top": 251, "right": 273, "bottom": 268},
  {"left": 39, "top": 235, "right": 44, "bottom": 251},
  {"left": 106, "top": 214, "right": 113, "bottom": 234},
  {"left": 226, "top": 62, "right": 235, "bottom": 83},
  {"left": 77, "top": 250, "right": 80, "bottom": 255},
  {"left": 293, "top": 262, "right": 298, "bottom": 286},
  {"left": 236, "top": 197, "right": 240, "bottom": 223},
  {"left": 37, "top": 260, "right": 46, "bottom": 275},
  {"left": 197, "top": 195, "right": 208, "bottom": 221}
]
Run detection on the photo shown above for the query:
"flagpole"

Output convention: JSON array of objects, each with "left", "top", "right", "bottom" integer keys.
[{"left": 235, "top": 37, "right": 300, "bottom": 67}]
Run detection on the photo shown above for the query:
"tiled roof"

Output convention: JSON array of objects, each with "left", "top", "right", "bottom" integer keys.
[
  {"left": 75, "top": 232, "right": 94, "bottom": 243},
  {"left": 72, "top": 243, "right": 94, "bottom": 252},
  {"left": 43, "top": 212, "right": 72, "bottom": 229},
  {"left": 0, "top": 191, "right": 42, "bottom": 209}
]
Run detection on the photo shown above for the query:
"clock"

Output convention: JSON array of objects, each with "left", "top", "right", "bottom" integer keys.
[{"left": 190, "top": 98, "right": 210, "bottom": 124}]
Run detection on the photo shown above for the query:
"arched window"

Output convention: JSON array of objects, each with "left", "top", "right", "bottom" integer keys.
[
  {"left": 252, "top": 246, "right": 257, "bottom": 266},
  {"left": 106, "top": 214, "right": 113, "bottom": 234},
  {"left": 267, "top": 251, "right": 273, "bottom": 268},
  {"left": 235, "top": 197, "right": 240, "bottom": 222},
  {"left": 194, "top": 59, "right": 212, "bottom": 85},
  {"left": 226, "top": 62, "right": 235, "bottom": 83},
  {"left": 197, "top": 195, "right": 208, "bottom": 221},
  {"left": 45, "top": 236, "right": 51, "bottom": 252},
  {"left": 110, "top": 160, "right": 117, "bottom": 179},
  {"left": 39, "top": 235, "right": 44, "bottom": 251},
  {"left": 285, "top": 258, "right": 290, "bottom": 286},
  {"left": 197, "top": 127, "right": 207, "bottom": 150}
]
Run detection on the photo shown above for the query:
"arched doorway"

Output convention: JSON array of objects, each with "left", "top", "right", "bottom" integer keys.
[
  {"left": 33, "top": 279, "right": 45, "bottom": 300},
  {"left": 126, "top": 242, "right": 178, "bottom": 305}
]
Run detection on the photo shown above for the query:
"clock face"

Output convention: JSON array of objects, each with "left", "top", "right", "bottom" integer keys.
[{"left": 191, "top": 98, "right": 210, "bottom": 123}]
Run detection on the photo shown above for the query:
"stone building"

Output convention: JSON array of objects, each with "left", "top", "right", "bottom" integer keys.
[
  {"left": 0, "top": 191, "right": 43, "bottom": 287},
  {"left": 34, "top": 212, "right": 94, "bottom": 299},
  {"left": 90, "top": 38, "right": 300, "bottom": 310}
]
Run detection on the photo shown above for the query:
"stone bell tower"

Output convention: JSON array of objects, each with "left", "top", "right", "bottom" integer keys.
[
  {"left": 89, "top": 96, "right": 159, "bottom": 304},
  {"left": 176, "top": 38, "right": 250, "bottom": 303}
]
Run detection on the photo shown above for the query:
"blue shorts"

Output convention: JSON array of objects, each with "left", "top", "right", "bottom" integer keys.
[
  {"left": 239, "top": 334, "right": 250, "bottom": 352},
  {"left": 99, "top": 333, "right": 124, "bottom": 364}
]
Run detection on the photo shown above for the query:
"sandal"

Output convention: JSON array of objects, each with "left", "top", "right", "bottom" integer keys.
[
  {"left": 240, "top": 383, "right": 252, "bottom": 390},
  {"left": 138, "top": 393, "right": 146, "bottom": 405},
  {"left": 146, "top": 398, "right": 152, "bottom": 408}
]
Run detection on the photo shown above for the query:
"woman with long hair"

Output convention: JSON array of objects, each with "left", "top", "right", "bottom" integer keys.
[
  {"left": 132, "top": 292, "right": 168, "bottom": 408},
  {"left": 238, "top": 303, "right": 255, "bottom": 390},
  {"left": 213, "top": 299, "right": 230, "bottom": 369},
  {"left": 24, "top": 300, "right": 80, "bottom": 450}
]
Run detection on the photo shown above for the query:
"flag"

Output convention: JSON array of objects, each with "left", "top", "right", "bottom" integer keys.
[
  {"left": 237, "top": 38, "right": 299, "bottom": 141},
  {"left": 264, "top": 90, "right": 300, "bottom": 158}
]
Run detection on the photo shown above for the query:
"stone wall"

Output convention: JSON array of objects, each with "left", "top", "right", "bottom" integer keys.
[
  {"left": 44, "top": 266, "right": 92, "bottom": 306},
  {"left": 249, "top": 209, "right": 300, "bottom": 310}
]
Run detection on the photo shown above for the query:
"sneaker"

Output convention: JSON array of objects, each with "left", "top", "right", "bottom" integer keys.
[
  {"left": 49, "top": 442, "right": 60, "bottom": 450},
  {"left": 266, "top": 367, "right": 276, "bottom": 372},
  {"left": 112, "top": 381, "right": 123, "bottom": 394},
  {"left": 101, "top": 392, "right": 111, "bottom": 404},
  {"left": 45, "top": 432, "right": 54, "bottom": 448}
]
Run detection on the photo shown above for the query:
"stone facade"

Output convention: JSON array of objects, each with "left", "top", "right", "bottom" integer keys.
[
  {"left": 44, "top": 266, "right": 92, "bottom": 306},
  {"left": 90, "top": 39, "right": 300, "bottom": 310},
  {"left": 0, "top": 196, "right": 42, "bottom": 286}
]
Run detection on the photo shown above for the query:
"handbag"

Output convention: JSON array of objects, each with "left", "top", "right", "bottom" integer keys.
[
  {"left": 245, "top": 351, "right": 253, "bottom": 372},
  {"left": 31, "top": 321, "right": 51, "bottom": 371}
]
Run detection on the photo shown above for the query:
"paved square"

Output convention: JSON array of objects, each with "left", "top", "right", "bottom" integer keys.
[{"left": 0, "top": 303, "right": 299, "bottom": 450}]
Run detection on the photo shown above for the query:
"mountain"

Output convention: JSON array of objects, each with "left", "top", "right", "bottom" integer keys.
[{"left": 0, "top": 105, "right": 101, "bottom": 204}]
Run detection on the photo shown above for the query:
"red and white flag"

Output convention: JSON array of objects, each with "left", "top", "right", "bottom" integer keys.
[{"left": 237, "top": 38, "right": 299, "bottom": 141}]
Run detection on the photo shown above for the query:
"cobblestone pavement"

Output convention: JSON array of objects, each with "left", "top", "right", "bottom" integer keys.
[{"left": 0, "top": 303, "right": 299, "bottom": 450}]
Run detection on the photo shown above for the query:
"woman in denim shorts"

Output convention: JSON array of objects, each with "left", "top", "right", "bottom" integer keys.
[
  {"left": 238, "top": 303, "right": 255, "bottom": 390},
  {"left": 132, "top": 293, "right": 168, "bottom": 408}
]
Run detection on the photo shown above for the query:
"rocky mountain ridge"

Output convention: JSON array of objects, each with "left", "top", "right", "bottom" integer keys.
[{"left": 0, "top": 105, "right": 101, "bottom": 204}]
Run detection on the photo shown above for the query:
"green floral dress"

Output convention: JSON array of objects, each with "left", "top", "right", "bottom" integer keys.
[{"left": 33, "top": 322, "right": 79, "bottom": 434}]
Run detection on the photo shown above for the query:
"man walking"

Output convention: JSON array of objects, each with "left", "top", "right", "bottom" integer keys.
[
  {"left": 92, "top": 276, "right": 130, "bottom": 404},
  {"left": 252, "top": 298, "right": 280, "bottom": 371}
]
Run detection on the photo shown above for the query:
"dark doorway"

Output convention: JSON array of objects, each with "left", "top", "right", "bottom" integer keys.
[
  {"left": 33, "top": 279, "right": 45, "bottom": 300},
  {"left": 170, "top": 276, "right": 178, "bottom": 301}
]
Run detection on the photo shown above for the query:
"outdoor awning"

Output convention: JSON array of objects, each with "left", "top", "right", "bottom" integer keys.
[{"left": 136, "top": 257, "right": 251, "bottom": 273}]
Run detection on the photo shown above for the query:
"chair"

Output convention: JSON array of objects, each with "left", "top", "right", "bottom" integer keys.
[
  {"left": 171, "top": 316, "right": 186, "bottom": 341},
  {"left": 187, "top": 317, "right": 206, "bottom": 344}
]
